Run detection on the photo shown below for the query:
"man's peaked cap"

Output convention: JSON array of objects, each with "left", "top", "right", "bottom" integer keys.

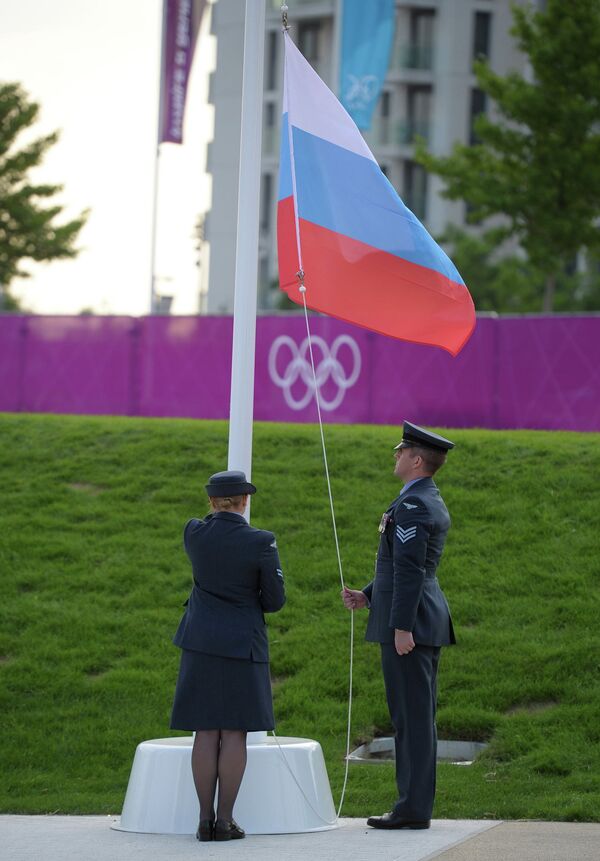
[{"left": 394, "top": 421, "right": 455, "bottom": 453}]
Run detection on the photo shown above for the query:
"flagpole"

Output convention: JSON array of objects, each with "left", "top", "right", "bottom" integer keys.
[
  {"left": 227, "top": 0, "right": 266, "bottom": 747},
  {"left": 149, "top": 148, "right": 161, "bottom": 314},
  {"left": 150, "top": 0, "right": 168, "bottom": 314},
  {"left": 227, "top": 0, "right": 266, "bottom": 502}
]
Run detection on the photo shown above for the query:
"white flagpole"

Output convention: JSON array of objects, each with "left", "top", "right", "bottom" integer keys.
[
  {"left": 228, "top": 0, "right": 266, "bottom": 508},
  {"left": 228, "top": 0, "right": 266, "bottom": 746},
  {"left": 150, "top": 0, "right": 168, "bottom": 314}
]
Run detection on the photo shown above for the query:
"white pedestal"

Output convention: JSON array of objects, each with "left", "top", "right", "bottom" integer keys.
[{"left": 114, "top": 736, "right": 338, "bottom": 835}]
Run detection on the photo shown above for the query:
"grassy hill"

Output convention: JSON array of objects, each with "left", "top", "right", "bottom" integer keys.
[{"left": 0, "top": 413, "right": 599, "bottom": 820}]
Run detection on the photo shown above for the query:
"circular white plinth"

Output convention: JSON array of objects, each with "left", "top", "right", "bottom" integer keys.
[{"left": 114, "top": 736, "right": 338, "bottom": 835}]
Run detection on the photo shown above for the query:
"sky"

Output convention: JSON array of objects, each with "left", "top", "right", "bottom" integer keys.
[{"left": 0, "top": 0, "right": 215, "bottom": 315}]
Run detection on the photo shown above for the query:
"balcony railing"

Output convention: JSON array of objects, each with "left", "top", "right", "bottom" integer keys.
[
  {"left": 362, "top": 119, "right": 431, "bottom": 149},
  {"left": 270, "top": 0, "right": 331, "bottom": 7},
  {"left": 396, "top": 119, "right": 431, "bottom": 145},
  {"left": 391, "top": 44, "right": 433, "bottom": 71}
]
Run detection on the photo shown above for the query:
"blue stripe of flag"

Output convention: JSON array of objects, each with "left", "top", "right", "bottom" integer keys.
[{"left": 278, "top": 114, "right": 464, "bottom": 284}]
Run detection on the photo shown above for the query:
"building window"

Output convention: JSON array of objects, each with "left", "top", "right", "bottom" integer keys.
[
  {"left": 381, "top": 90, "right": 391, "bottom": 118},
  {"left": 298, "top": 21, "right": 321, "bottom": 63},
  {"left": 404, "top": 161, "right": 427, "bottom": 221},
  {"left": 469, "top": 87, "right": 487, "bottom": 144},
  {"left": 260, "top": 173, "right": 273, "bottom": 232},
  {"left": 264, "top": 101, "right": 276, "bottom": 153},
  {"left": 473, "top": 11, "right": 492, "bottom": 61},
  {"left": 405, "top": 85, "right": 432, "bottom": 143},
  {"left": 408, "top": 9, "right": 435, "bottom": 69},
  {"left": 258, "top": 254, "right": 271, "bottom": 309},
  {"left": 266, "top": 31, "right": 278, "bottom": 91},
  {"left": 380, "top": 90, "right": 391, "bottom": 144}
]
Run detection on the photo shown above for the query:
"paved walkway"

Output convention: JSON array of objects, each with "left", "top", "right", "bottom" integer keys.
[
  {"left": 433, "top": 821, "right": 600, "bottom": 861},
  {"left": 2, "top": 816, "right": 599, "bottom": 861}
]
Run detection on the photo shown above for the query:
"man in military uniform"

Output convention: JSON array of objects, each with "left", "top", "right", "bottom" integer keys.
[{"left": 342, "top": 421, "right": 456, "bottom": 830}]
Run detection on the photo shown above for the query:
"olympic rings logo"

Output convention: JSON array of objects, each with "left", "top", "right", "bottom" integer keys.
[{"left": 268, "top": 334, "right": 362, "bottom": 411}]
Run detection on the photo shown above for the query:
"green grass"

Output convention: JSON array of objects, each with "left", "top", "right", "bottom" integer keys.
[{"left": 0, "top": 413, "right": 599, "bottom": 820}]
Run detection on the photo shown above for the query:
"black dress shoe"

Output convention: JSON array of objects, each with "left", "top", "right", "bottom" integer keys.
[
  {"left": 196, "top": 819, "right": 214, "bottom": 841},
  {"left": 367, "top": 811, "right": 431, "bottom": 830},
  {"left": 214, "top": 818, "right": 245, "bottom": 841}
]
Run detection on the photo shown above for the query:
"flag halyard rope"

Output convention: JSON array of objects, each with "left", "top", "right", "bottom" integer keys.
[
  {"left": 272, "top": 12, "right": 354, "bottom": 824},
  {"left": 299, "top": 289, "right": 354, "bottom": 820},
  {"left": 270, "top": 287, "right": 355, "bottom": 823}
]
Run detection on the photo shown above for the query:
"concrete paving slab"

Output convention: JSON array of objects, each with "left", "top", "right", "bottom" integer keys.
[
  {"left": 431, "top": 821, "right": 600, "bottom": 861},
  {"left": 0, "top": 815, "right": 498, "bottom": 861}
]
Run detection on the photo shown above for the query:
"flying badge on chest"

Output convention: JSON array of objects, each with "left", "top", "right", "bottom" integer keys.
[{"left": 378, "top": 513, "right": 392, "bottom": 533}]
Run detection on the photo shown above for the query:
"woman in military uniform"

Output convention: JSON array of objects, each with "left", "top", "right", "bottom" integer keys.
[{"left": 170, "top": 470, "right": 286, "bottom": 842}]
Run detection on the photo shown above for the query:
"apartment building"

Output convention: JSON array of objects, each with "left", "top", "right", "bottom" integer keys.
[{"left": 203, "top": 0, "right": 527, "bottom": 313}]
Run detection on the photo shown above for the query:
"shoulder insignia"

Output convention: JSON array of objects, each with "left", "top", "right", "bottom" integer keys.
[
  {"left": 402, "top": 502, "right": 418, "bottom": 509},
  {"left": 270, "top": 539, "right": 277, "bottom": 549},
  {"left": 396, "top": 525, "right": 417, "bottom": 543}
]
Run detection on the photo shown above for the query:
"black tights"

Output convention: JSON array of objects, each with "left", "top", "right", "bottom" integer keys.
[{"left": 192, "top": 729, "right": 248, "bottom": 822}]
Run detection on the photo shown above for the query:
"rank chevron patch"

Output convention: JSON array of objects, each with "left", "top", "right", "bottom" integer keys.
[{"left": 396, "top": 525, "right": 417, "bottom": 543}]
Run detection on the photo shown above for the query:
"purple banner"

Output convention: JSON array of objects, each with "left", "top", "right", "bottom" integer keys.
[
  {"left": 16, "top": 316, "right": 136, "bottom": 416},
  {"left": 159, "top": 0, "right": 206, "bottom": 144},
  {"left": 137, "top": 316, "right": 232, "bottom": 418},
  {"left": 0, "top": 316, "right": 24, "bottom": 413},
  {"left": 495, "top": 317, "right": 600, "bottom": 431},
  {"left": 1, "top": 315, "right": 599, "bottom": 432}
]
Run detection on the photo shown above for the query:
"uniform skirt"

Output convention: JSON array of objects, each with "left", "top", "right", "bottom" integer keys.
[{"left": 170, "top": 648, "right": 275, "bottom": 731}]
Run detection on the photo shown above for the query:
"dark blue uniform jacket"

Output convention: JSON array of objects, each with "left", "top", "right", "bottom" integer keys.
[
  {"left": 363, "top": 477, "right": 455, "bottom": 647},
  {"left": 173, "top": 511, "right": 286, "bottom": 662}
]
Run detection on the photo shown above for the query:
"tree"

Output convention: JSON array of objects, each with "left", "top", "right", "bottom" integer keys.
[
  {"left": 437, "top": 225, "right": 539, "bottom": 313},
  {"left": 416, "top": 0, "right": 600, "bottom": 312},
  {"left": 0, "top": 82, "right": 88, "bottom": 307},
  {"left": 437, "top": 224, "right": 600, "bottom": 313}
]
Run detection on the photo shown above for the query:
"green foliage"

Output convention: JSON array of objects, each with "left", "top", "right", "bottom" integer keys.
[
  {"left": 0, "top": 414, "right": 599, "bottom": 821},
  {"left": 437, "top": 225, "right": 600, "bottom": 313},
  {"left": 268, "top": 277, "right": 302, "bottom": 312},
  {"left": 416, "top": 0, "right": 600, "bottom": 311},
  {"left": 0, "top": 82, "right": 88, "bottom": 303}
]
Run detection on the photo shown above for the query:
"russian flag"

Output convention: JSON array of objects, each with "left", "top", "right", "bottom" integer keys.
[{"left": 277, "top": 32, "right": 476, "bottom": 357}]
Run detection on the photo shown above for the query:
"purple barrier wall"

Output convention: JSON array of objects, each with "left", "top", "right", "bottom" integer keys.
[
  {"left": 0, "top": 316, "right": 23, "bottom": 413},
  {"left": 1, "top": 314, "right": 599, "bottom": 431},
  {"left": 137, "top": 316, "right": 233, "bottom": 419},
  {"left": 20, "top": 316, "right": 136, "bottom": 416}
]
